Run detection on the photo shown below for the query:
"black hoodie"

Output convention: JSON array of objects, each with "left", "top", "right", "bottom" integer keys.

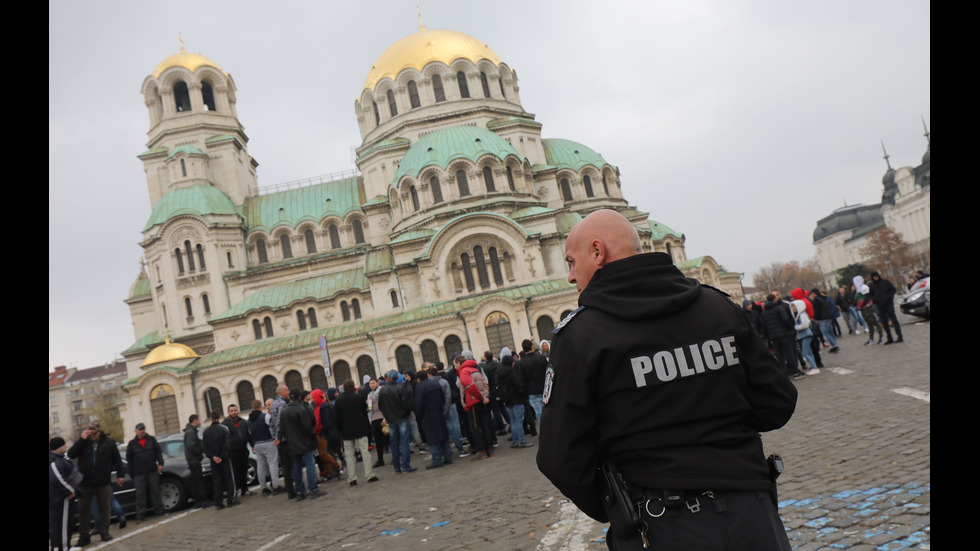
[{"left": 536, "top": 253, "right": 798, "bottom": 522}]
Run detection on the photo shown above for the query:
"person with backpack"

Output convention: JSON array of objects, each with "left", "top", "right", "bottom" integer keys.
[{"left": 496, "top": 353, "right": 533, "bottom": 448}]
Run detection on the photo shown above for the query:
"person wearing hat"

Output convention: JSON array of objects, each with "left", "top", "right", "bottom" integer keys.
[
  {"left": 67, "top": 422, "right": 125, "bottom": 545},
  {"left": 126, "top": 422, "right": 165, "bottom": 521},
  {"left": 49, "top": 437, "right": 78, "bottom": 551}
]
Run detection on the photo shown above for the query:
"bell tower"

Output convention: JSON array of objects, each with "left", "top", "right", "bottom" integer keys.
[{"left": 138, "top": 37, "right": 259, "bottom": 208}]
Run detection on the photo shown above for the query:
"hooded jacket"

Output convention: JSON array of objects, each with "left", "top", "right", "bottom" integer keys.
[
  {"left": 536, "top": 252, "right": 797, "bottom": 522},
  {"left": 762, "top": 297, "right": 795, "bottom": 341},
  {"left": 458, "top": 359, "right": 488, "bottom": 411},
  {"left": 184, "top": 422, "right": 204, "bottom": 462},
  {"left": 790, "top": 288, "right": 814, "bottom": 319},
  {"left": 868, "top": 272, "right": 897, "bottom": 305},
  {"left": 790, "top": 300, "right": 814, "bottom": 336},
  {"left": 247, "top": 410, "right": 273, "bottom": 444}
]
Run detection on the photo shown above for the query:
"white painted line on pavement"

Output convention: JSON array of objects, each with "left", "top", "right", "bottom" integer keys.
[
  {"left": 536, "top": 501, "right": 593, "bottom": 551},
  {"left": 84, "top": 509, "right": 197, "bottom": 549},
  {"left": 893, "top": 387, "right": 930, "bottom": 402},
  {"left": 257, "top": 533, "right": 291, "bottom": 550}
]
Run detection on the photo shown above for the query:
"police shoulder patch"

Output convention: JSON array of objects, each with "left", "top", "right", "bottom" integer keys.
[{"left": 552, "top": 306, "right": 585, "bottom": 335}]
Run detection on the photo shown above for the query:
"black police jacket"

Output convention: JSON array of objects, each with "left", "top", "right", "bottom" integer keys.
[{"left": 536, "top": 252, "right": 798, "bottom": 522}]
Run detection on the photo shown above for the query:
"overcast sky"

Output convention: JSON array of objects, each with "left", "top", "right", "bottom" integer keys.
[{"left": 49, "top": 0, "right": 930, "bottom": 371}]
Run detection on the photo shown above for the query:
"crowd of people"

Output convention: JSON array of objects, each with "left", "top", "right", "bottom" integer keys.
[
  {"left": 742, "top": 269, "right": 919, "bottom": 381},
  {"left": 49, "top": 340, "right": 555, "bottom": 550}
]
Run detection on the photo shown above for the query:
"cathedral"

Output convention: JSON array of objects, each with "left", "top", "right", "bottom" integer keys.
[{"left": 119, "top": 28, "right": 743, "bottom": 435}]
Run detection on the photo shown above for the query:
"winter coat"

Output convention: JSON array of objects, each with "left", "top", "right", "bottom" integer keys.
[
  {"left": 247, "top": 410, "right": 273, "bottom": 444},
  {"left": 279, "top": 401, "right": 318, "bottom": 456},
  {"left": 334, "top": 390, "right": 371, "bottom": 440},
  {"left": 183, "top": 423, "right": 204, "bottom": 462},
  {"left": 413, "top": 377, "right": 449, "bottom": 444},
  {"left": 67, "top": 432, "right": 123, "bottom": 488},
  {"left": 126, "top": 434, "right": 164, "bottom": 477},
  {"left": 762, "top": 299, "right": 796, "bottom": 341}
]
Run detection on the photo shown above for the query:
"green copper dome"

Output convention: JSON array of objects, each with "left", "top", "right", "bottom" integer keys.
[
  {"left": 541, "top": 138, "right": 614, "bottom": 172},
  {"left": 393, "top": 126, "right": 523, "bottom": 184},
  {"left": 144, "top": 185, "right": 239, "bottom": 230}
]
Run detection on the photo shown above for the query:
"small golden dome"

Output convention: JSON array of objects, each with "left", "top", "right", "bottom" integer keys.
[
  {"left": 152, "top": 40, "right": 224, "bottom": 79},
  {"left": 140, "top": 335, "right": 200, "bottom": 367},
  {"left": 362, "top": 29, "right": 503, "bottom": 93}
]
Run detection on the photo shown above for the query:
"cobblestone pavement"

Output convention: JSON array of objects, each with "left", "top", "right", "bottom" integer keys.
[{"left": 72, "top": 314, "right": 929, "bottom": 551}]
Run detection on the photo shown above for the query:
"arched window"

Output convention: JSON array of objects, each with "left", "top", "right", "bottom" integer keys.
[
  {"left": 173, "top": 81, "right": 191, "bottom": 112},
  {"left": 387, "top": 89, "right": 398, "bottom": 117},
  {"left": 341, "top": 301, "right": 350, "bottom": 322},
  {"left": 390, "top": 290, "right": 399, "bottom": 307},
  {"left": 498, "top": 77, "right": 506, "bottom": 99},
  {"left": 309, "top": 365, "right": 328, "bottom": 392},
  {"left": 305, "top": 229, "right": 316, "bottom": 254},
  {"left": 279, "top": 234, "right": 292, "bottom": 259},
  {"left": 227, "top": 251, "right": 234, "bottom": 268},
  {"left": 410, "top": 186, "right": 420, "bottom": 211},
  {"left": 408, "top": 80, "right": 421, "bottom": 108},
  {"left": 201, "top": 81, "right": 216, "bottom": 111},
  {"left": 203, "top": 387, "right": 222, "bottom": 420},
  {"left": 457, "top": 71, "right": 470, "bottom": 98},
  {"left": 236, "top": 381, "right": 255, "bottom": 412},
  {"left": 308, "top": 308, "right": 318, "bottom": 329},
  {"left": 506, "top": 167, "right": 515, "bottom": 191},
  {"left": 185, "top": 241, "right": 196, "bottom": 271},
  {"left": 602, "top": 174, "right": 610, "bottom": 195},
  {"left": 483, "top": 166, "right": 496, "bottom": 192},
  {"left": 560, "top": 178, "right": 573, "bottom": 201},
  {"left": 584, "top": 175, "right": 594, "bottom": 198},
  {"left": 395, "top": 345, "right": 416, "bottom": 373},
  {"left": 253, "top": 319, "right": 262, "bottom": 340},
  {"left": 260, "top": 375, "right": 278, "bottom": 401},
  {"left": 180, "top": 158, "right": 187, "bottom": 177},
  {"left": 430, "top": 176, "right": 444, "bottom": 203},
  {"left": 297, "top": 310, "right": 307, "bottom": 331},
  {"left": 332, "top": 360, "right": 351, "bottom": 388},
  {"left": 444, "top": 335, "right": 463, "bottom": 366},
  {"left": 352, "top": 298, "right": 361, "bottom": 320},
  {"left": 537, "top": 315, "right": 556, "bottom": 341},
  {"left": 353, "top": 219, "right": 365, "bottom": 244},
  {"left": 264, "top": 316, "right": 274, "bottom": 338},
  {"left": 420, "top": 339, "right": 439, "bottom": 364},
  {"left": 432, "top": 74, "right": 446, "bottom": 102},
  {"left": 480, "top": 72, "right": 491, "bottom": 98},
  {"left": 356, "top": 355, "right": 376, "bottom": 382},
  {"left": 488, "top": 247, "right": 504, "bottom": 285},
  {"left": 284, "top": 370, "right": 303, "bottom": 391},
  {"left": 474, "top": 246, "right": 490, "bottom": 289},
  {"left": 665, "top": 243, "right": 673, "bottom": 261},
  {"left": 175, "top": 248, "right": 185, "bottom": 275},
  {"left": 328, "top": 225, "right": 341, "bottom": 249},
  {"left": 184, "top": 297, "right": 193, "bottom": 318},
  {"left": 372, "top": 101, "right": 380, "bottom": 125},
  {"left": 202, "top": 294, "right": 211, "bottom": 315},
  {"left": 256, "top": 239, "right": 268, "bottom": 264},
  {"left": 196, "top": 244, "right": 206, "bottom": 270},
  {"left": 456, "top": 170, "right": 470, "bottom": 197},
  {"left": 460, "top": 253, "right": 476, "bottom": 291}
]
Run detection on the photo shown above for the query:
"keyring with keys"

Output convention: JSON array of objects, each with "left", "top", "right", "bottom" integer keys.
[{"left": 644, "top": 497, "right": 666, "bottom": 518}]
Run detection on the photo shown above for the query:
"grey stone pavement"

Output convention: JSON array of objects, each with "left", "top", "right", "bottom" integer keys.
[{"left": 73, "top": 313, "right": 929, "bottom": 551}]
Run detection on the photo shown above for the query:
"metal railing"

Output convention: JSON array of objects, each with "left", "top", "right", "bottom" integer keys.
[{"left": 258, "top": 168, "right": 361, "bottom": 195}]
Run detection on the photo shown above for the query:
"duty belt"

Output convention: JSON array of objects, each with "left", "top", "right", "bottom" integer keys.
[{"left": 640, "top": 489, "right": 716, "bottom": 517}]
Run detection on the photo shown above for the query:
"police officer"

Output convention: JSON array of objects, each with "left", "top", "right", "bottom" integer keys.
[{"left": 536, "top": 209, "right": 797, "bottom": 551}]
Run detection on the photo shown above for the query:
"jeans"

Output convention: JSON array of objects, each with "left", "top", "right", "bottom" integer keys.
[
  {"left": 387, "top": 417, "right": 414, "bottom": 471},
  {"left": 797, "top": 336, "right": 816, "bottom": 370},
  {"left": 291, "top": 450, "right": 319, "bottom": 495},
  {"left": 849, "top": 306, "right": 868, "bottom": 330},
  {"left": 253, "top": 440, "right": 280, "bottom": 490},
  {"left": 817, "top": 319, "right": 838, "bottom": 347},
  {"left": 528, "top": 394, "right": 543, "bottom": 427},
  {"left": 507, "top": 403, "right": 526, "bottom": 444},
  {"left": 444, "top": 407, "right": 465, "bottom": 453}
]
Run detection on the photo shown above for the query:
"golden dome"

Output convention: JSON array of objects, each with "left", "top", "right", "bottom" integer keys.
[
  {"left": 152, "top": 49, "right": 223, "bottom": 79},
  {"left": 362, "top": 29, "right": 503, "bottom": 93},
  {"left": 140, "top": 335, "right": 200, "bottom": 367}
]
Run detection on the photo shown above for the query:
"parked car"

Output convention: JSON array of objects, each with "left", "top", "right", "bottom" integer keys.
[{"left": 899, "top": 276, "right": 930, "bottom": 319}]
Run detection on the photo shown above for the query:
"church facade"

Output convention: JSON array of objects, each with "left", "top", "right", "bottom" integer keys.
[
  {"left": 119, "top": 29, "right": 742, "bottom": 435},
  {"left": 812, "top": 135, "right": 931, "bottom": 289}
]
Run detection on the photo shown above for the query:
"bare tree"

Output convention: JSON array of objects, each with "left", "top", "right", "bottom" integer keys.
[
  {"left": 752, "top": 258, "right": 824, "bottom": 296},
  {"left": 83, "top": 388, "right": 124, "bottom": 441},
  {"left": 859, "top": 227, "right": 917, "bottom": 286}
]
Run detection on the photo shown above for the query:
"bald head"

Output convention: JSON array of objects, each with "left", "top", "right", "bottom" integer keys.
[{"left": 565, "top": 209, "right": 642, "bottom": 292}]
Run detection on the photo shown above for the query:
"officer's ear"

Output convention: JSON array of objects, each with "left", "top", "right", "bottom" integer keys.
[{"left": 591, "top": 239, "right": 607, "bottom": 266}]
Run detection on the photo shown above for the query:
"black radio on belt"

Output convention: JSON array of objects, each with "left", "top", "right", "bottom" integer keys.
[{"left": 767, "top": 454, "right": 784, "bottom": 480}]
